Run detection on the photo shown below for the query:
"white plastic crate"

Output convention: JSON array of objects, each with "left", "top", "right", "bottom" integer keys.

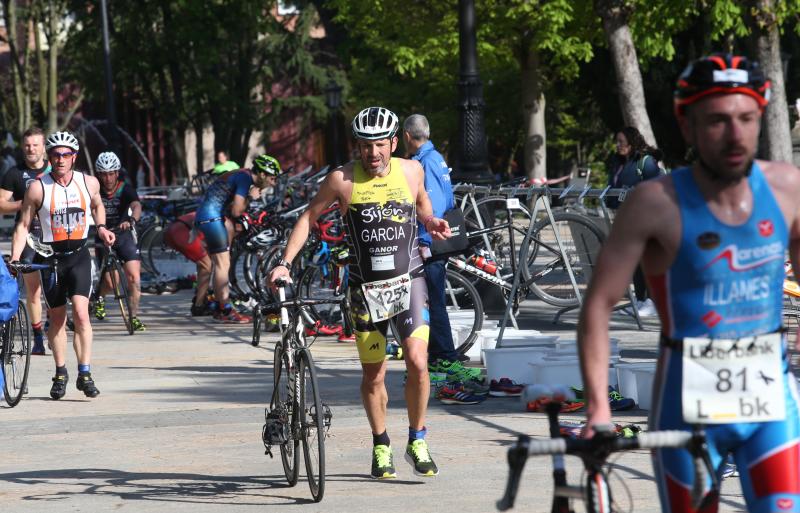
[
  {"left": 483, "top": 347, "right": 549, "bottom": 384},
  {"left": 528, "top": 357, "right": 618, "bottom": 390}
]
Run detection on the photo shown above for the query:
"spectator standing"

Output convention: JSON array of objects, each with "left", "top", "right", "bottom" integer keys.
[
  {"left": 605, "top": 126, "right": 664, "bottom": 316},
  {"left": 402, "top": 114, "right": 486, "bottom": 401},
  {"left": 212, "top": 150, "right": 240, "bottom": 175}
]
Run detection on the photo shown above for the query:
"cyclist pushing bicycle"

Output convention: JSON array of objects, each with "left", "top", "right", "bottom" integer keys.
[
  {"left": 578, "top": 54, "right": 800, "bottom": 512},
  {"left": 92, "top": 151, "right": 146, "bottom": 332},
  {"left": 269, "top": 106, "right": 452, "bottom": 480}
]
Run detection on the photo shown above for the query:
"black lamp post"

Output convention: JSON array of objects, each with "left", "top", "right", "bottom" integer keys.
[
  {"left": 325, "top": 81, "right": 343, "bottom": 168},
  {"left": 100, "top": 0, "right": 120, "bottom": 155},
  {"left": 452, "top": 0, "right": 494, "bottom": 184}
]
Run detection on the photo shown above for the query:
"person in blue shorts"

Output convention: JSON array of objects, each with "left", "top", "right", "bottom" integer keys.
[
  {"left": 579, "top": 54, "right": 800, "bottom": 512},
  {"left": 195, "top": 154, "right": 280, "bottom": 322}
]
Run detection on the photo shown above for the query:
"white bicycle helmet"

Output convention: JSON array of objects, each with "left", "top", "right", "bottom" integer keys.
[
  {"left": 351, "top": 107, "right": 399, "bottom": 140},
  {"left": 45, "top": 131, "right": 80, "bottom": 152},
  {"left": 95, "top": 151, "right": 122, "bottom": 172}
]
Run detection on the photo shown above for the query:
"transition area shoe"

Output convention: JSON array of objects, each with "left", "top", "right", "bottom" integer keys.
[
  {"left": 571, "top": 386, "right": 636, "bottom": 411},
  {"left": 93, "top": 298, "right": 106, "bottom": 320},
  {"left": 435, "top": 382, "right": 487, "bottom": 405},
  {"left": 50, "top": 373, "right": 68, "bottom": 400},
  {"left": 304, "top": 323, "right": 343, "bottom": 337},
  {"left": 76, "top": 373, "right": 100, "bottom": 398},
  {"left": 405, "top": 439, "right": 439, "bottom": 477},
  {"left": 370, "top": 444, "right": 397, "bottom": 479},
  {"left": 131, "top": 317, "right": 147, "bottom": 332},
  {"left": 636, "top": 299, "right": 657, "bottom": 317},
  {"left": 337, "top": 333, "right": 355, "bottom": 343},
  {"left": 526, "top": 398, "right": 585, "bottom": 413},
  {"left": 489, "top": 378, "right": 524, "bottom": 397},
  {"left": 214, "top": 309, "right": 251, "bottom": 324},
  {"left": 190, "top": 303, "right": 214, "bottom": 317}
]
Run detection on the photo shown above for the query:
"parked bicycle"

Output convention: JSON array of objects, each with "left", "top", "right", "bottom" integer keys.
[
  {"left": 497, "top": 385, "right": 718, "bottom": 513},
  {"left": 261, "top": 281, "right": 340, "bottom": 502}
]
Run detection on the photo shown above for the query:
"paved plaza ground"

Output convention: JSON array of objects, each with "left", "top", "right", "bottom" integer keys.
[{"left": 0, "top": 290, "right": 749, "bottom": 512}]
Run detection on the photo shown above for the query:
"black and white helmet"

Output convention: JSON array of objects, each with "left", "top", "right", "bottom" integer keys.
[
  {"left": 95, "top": 151, "right": 122, "bottom": 173},
  {"left": 45, "top": 131, "right": 80, "bottom": 152},
  {"left": 351, "top": 107, "right": 399, "bottom": 140}
]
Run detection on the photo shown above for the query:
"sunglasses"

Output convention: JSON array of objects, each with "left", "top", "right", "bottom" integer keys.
[{"left": 49, "top": 151, "right": 77, "bottom": 159}]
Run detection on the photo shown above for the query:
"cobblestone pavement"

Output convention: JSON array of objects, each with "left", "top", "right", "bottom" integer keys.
[{"left": 0, "top": 291, "right": 747, "bottom": 512}]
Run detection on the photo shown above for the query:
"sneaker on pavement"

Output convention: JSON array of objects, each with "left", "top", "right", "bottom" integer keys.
[
  {"left": 721, "top": 462, "right": 739, "bottom": 479},
  {"left": 370, "top": 444, "right": 397, "bottom": 479},
  {"left": 50, "top": 373, "right": 68, "bottom": 400},
  {"left": 571, "top": 386, "right": 636, "bottom": 411},
  {"left": 636, "top": 298, "right": 657, "bottom": 317},
  {"left": 190, "top": 303, "right": 214, "bottom": 317},
  {"left": 428, "top": 371, "right": 447, "bottom": 386},
  {"left": 489, "top": 378, "right": 524, "bottom": 397},
  {"left": 405, "top": 439, "right": 439, "bottom": 476},
  {"left": 131, "top": 317, "right": 147, "bottom": 332},
  {"left": 76, "top": 373, "right": 100, "bottom": 398},
  {"left": 214, "top": 309, "right": 251, "bottom": 324},
  {"left": 337, "top": 333, "right": 356, "bottom": 343},
  {"left": 430, "top": 359, "right": 484, "bottom": 383},
  {"left": 526, "top": 398, "right": 585, "bottom": 413},
  {"left": 93, "top": 298, "right": 106, "bottom": 320},
  {"left": 435, "top": 382, "right": 487, "bottom": 405}
]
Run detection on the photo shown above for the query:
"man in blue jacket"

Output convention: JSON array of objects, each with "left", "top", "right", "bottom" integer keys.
[{"left": 403, "top": 114, "right": 485, "bottom": 401}]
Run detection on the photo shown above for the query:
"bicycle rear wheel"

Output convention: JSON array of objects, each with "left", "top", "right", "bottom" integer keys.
[
  {"left": 3, "top": 301, "right": 31, "bottom": 407},
  {"left": 520, "top": 212, "right": 606, "bottom": 307},
  {"left": 110, "top": 259, "right": 135, "bottom": 335},
  {"left": 298, "top": 349, "right": 326, "bottom": 502},
  {"left": 442, "top": 270, "right": 484, "bottom": 355},
  {"left": 273, "top": 340, "right": 299, "bottom": 485}
]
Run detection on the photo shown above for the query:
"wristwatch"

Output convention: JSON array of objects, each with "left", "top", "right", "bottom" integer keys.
[{"left": 273, "top": 259, "right": 291, "bottom": 270}]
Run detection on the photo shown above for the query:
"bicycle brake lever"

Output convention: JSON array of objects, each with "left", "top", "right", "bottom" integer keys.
[{"left": 497, "top": 435, "right": 530, "bottom": 511}]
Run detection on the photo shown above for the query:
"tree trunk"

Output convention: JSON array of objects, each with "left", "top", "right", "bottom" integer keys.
[
  {"left": 194, "top": 122, "right": 204, "bottom": 176},
  {"left": 595, "top": 0, "right": 656, "bottom": 146},
  {"left": 521, "top": 46, "right": 546, "bottom": 181},
  {"left": 34, "top": 9, "right": 47, "bottom": 123},
  {"left": 753, "top": 0, "right": 792, "bottom": 163},
  {"left": 3, "top": 0, "right": 31, "bottom": 134},
  {"left": 47, "top": 0, "right": 59, "bottom": 132}
]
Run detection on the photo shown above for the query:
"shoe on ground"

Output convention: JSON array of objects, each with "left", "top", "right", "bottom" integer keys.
[
  {"left": 214, "top": 309, "right": 251, "bottom": 324},
  {"left": 721, "top": 462, "right": 739, "bottom": 479},
  {"left": 526, "top": 398, "right": 585, "bottom": 413},
  {"left": 190, "top": 303, "right": 214, "bottom": 317},
  {"left": 370, "top": 444, "right": 397, "bottom": 479},
  {"left": 93, "top": 298, "right": 106, "bottom": 320},
  {"left": 50, "top": 373, "right": 68, "bottom": 400},
  {"left": 405, "top": 439, "right": 439, "bottom": 476},
  {"left": 76, "top": 373, "right": 100, "bottom": 398},
  {"left": 435, "top": 382, "right": 487, "bottom": 405},
  {"left": 337, "top": 333, "right": 355, "bottom": 343},
  {"left": 304, "top": 323, "right": 342, "bottom": 337},
  {"left": 636, "top": 299, "right": 657, "bottom": 317},
  {"left": 131, "top": 317, "right": 146, "bottom": 332},
  {"left": 571, "top": 386, "right": 636, "bottom": 411},
  {"left": 429, "top": 358, "right": 484, "bottom": 383},
  {"left": 489, "top": 378, "right": 524, "bottom": 397},
  {"left": 429, "top": 371, "right": 447, "bottom": 386}
]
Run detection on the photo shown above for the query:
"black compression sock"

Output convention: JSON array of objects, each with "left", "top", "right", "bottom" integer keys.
[
  {"left": 373, "top": 430, "right": 390, "bottom": 447},
  {"left": 55, "top": 365, "right": 68, "bottom": 376}
]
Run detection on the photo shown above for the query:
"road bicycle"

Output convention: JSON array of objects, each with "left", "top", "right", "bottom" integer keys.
[
  {"left": 2, "top": 262, "right": 49, "bottom": 407},
  {"left": 92, "top": 240, "right": 134, "bottom": 335},
  {"left": 497, "top": 385, "right": 718, "bottom": 512},
  {"left": 261, "top": 282, "right": 340, "bottom": 502}
]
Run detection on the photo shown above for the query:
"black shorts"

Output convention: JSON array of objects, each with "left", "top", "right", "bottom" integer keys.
[
  {"left": 96, "top": 230, "right": 141, "bottom": 263},
  {"left": 40, "top": 247, "right": 94, "bottom": 308}
]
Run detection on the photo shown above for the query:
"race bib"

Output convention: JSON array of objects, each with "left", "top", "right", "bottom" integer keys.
[
  {"left": 361, "top": 273, "right": 412, "bottom": 323},
  {"left": 682, "top": 333, "right": 785, "bottom": 424}
]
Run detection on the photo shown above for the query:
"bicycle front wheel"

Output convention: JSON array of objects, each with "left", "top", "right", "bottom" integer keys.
[
  {"left": 521, "top": 212, "right": 606, "bottom": 307},
  {"left": 273, "top": 340, "right": 299, "bottom": 485},
  {"left": 109, "top": 259, "right": 135, "bottom": 335},
  {"left": 3, "top": 301, "right": 31, "bottom": 407},
  {"left": 298, "top": 349, "right": 326, "bottom": 502}
]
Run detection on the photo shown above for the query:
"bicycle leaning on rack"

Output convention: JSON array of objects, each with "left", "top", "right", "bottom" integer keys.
[
  {"left": 261, "top": 280, "right": 343, "bottom": 502},
  {"left": 2, "top": 261, "right": 49, "bottom": 407},
  {"left": 497, "top": 385, "right": 718, "bottom": 513}
]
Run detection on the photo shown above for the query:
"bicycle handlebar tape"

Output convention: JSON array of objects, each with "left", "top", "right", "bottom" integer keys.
[
  {"left": 635, "top": 430, "right": 692, "bottom": 449},
  {"left": 278, "top": 286, "right": 289, "bottom": 327},
  {"left": 497, "top": 435, "right": 532, "bottom": 511},
  {"left": 526, "top": 438, "right": 568, "bottom": 456}
]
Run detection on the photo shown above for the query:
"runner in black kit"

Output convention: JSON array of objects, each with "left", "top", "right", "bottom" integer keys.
[
  {"left": 91, "top": 151, "right": 146, "bottom": 331},
  {"left": 269, "top": 107, "right": 452, "bottom": 480},
  {"left": 0, "top": 127, "right": 51, "bottom": 354},
  {"left": 10, "top": 131, "right": 115, "bottom": 400}
]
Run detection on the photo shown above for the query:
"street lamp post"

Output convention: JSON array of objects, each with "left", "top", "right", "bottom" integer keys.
[
  {"left": 452, "top": 0, "right": 494, "bottom": 184},
  {"left": 325, "top": 81, "right": 343, "bottom": 168},
  {"left": 100, "top": 0, "right": 120, "bottom": 155}
]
